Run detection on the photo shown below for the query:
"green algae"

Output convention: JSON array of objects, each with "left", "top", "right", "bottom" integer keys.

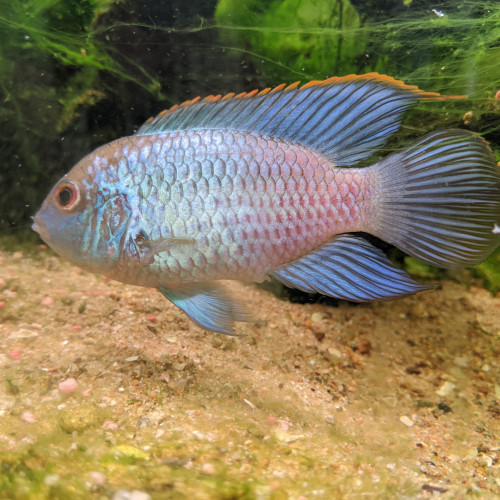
[
  {"left": 215, "top": 0, "right": 366, "bottom": 80},
  {"left": 58, "top": 405, "right": 102, "bottom": 434}
]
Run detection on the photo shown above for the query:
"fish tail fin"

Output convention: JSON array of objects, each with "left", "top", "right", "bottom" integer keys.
[{"left": 371, "top": 129, "right": 500, "bottom": 268}]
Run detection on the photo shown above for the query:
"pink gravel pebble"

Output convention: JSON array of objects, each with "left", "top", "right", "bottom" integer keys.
[
  {"left": 9, "top": 350, "right": 21, "bottom": 360},
  {"left": 102, "top": 420, "right": 119, "bottom": 431},
  {"left": 267, "top": 416, "right": 277, "bottom": 424},
  {"left": 147, "top": 315, "right": 158, "bottom": 322},
  {"left": 0, "top": 301, "right": 5, "bottom": 309},
  {"left": 72, "top": 325, "right": 83, "bottom": 330},
  {"left": 39, "top": 244, "right": 47, "bottom": 249},
  {"left": 22, "top": 411, "right": 36, "bottom": 424},
  {"left": 41, "top": 296, "right": 54, "bottom": 306},
  {"left": 58, "top": 378, "right": 79, "bottom": 393}
]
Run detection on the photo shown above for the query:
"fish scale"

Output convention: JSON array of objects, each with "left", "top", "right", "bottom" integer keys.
[
  {"left": 33, "top": 74, "right": 500, "bottom": 334},
  {"left": 103, "top": 129, "right": 367, "bottom": 288}
]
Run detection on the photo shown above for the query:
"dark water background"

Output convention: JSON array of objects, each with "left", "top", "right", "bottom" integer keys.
[{"left": 1, "top": 0, "right": 499, "bottom": 259}]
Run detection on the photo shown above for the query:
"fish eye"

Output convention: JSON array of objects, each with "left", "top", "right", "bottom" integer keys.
[{"left": 54, "top": 181, "right": 81, "bottom": 211}]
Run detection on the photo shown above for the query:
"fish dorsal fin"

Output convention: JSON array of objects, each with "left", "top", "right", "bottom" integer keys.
[{"left": 137, "top": 73, "right": 462, "bottom": 166}]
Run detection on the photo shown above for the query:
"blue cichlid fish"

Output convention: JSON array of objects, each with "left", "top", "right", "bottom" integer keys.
[{"left": 33, "top": 74, "right": 500, "bottom": 334}]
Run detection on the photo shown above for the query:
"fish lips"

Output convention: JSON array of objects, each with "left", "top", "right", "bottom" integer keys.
[{"left": 32, "top": 209, "right": 54, "bottom": 248}]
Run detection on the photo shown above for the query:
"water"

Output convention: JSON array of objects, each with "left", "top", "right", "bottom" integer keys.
[{"left": 0, "top": 2, "right": 500, "bottom": 498}]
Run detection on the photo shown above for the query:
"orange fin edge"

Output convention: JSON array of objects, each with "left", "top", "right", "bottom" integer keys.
[{"left": 143, "top": 73, "right": 466, "bottom": 126}]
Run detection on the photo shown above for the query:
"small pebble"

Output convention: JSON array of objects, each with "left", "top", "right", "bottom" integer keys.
[
  {"left": 9, "top": 350, "right": 21, "bottom": 360},
  {"left": 436, "top": 381, "right": 456, "bottom": 397},
  {"left": 58, "top": 378, "right": 79, "bottom": 393},
  {"left": 201, "top": 462, "right": 216, "bottom": 475},
  {"left": 311, "top": 312, "right": 323, "bottom": 323},
  {"left": 102, "top": 420, "right": 119, "bottom": 431},
  {"left": 72, "top": 325, "right": 83, "bottom": 330},
  {"left": 399, "top": 415, "right": 414, "bottom": 427},
  {"left": 13, "top": 251, "right": 23, "bottom": 259},
  {"left": 22, "top": 411, "right": 36, "bottom": 424},
  {"left": 44, "top": 474, "right": 60, "bottom": 486},
  {"left": 454, "top": 357, "right": 468, "bottom": 368},
  {"left": 112, "top": 491, "right": 151, "bottom": 500},
  {"left": 147, "top": 315, "right": 157, "bottom": 322},
  {"left": 89, "top": 471, "right": 107, "bottom": 486},
  {"left": 41, "top": 296, "right": 54, "bottom": 306},
  {"left": 9, "top": 329, "right": 38, "bottom": 340},
  {"left": 0, "top": 301, "right": 4, "bottom": 309}
]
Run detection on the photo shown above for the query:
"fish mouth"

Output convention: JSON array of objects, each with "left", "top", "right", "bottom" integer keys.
[
  {"left": 31, "top": 219, "right": 40, "bottom": 234},
  {"left": 31, "top": 214, "right": 52, "bottom": 246}
]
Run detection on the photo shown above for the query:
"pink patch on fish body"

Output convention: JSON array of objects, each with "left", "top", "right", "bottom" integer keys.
[{"left": 90, "top": 130, "right": 374, "bottom": 290}]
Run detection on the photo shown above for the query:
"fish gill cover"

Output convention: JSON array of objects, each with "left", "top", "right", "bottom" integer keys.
[{"left": 1, "top": 0, "right": 500, "bottom": 290}]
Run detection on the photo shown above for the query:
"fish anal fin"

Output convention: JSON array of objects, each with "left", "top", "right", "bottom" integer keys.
[{"left": 271, "top": 234, "right": 431, "bottom": 302}]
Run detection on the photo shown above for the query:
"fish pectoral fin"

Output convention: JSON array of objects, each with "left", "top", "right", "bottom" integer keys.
[
  {"left": 144, "top": 237, "right": 195, "bottom": 253},
  {"left": 159, "top": 282, "right": 252, "bottom": 335},
  {"left": 135, "top": 230, "right": 196, "bottom": 255},
  {"left": 270, "top": 234, "right": 432, "bottom": 302}
]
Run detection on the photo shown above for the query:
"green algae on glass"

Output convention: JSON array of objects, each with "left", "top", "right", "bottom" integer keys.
[{"left": 215, "top": 0, "right": 366, "bottom": 81}]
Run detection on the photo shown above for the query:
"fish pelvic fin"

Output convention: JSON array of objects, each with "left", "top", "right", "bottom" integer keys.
[
  {"left": 137, "top": 73, "right": 463, "bottom": 167},
  {"left": 370, "top": 129, "right": 500, "bottom": 268},
  {"left": 159, "top": 282, "right": 253, "bottom": 335}
]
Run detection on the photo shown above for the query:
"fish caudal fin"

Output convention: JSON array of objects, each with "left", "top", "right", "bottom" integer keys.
[{"left": 371, "top": 129, "right": 500, "bottom": 268}]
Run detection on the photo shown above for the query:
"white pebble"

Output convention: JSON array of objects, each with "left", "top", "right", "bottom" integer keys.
[
  {"left": 399, "top": 415, "right": 414, "bottom": 427},
  {"left": 454, "top": 357, "right": 468, "bottom": 368},
  {"left": 44, "top": 474, "right": 60, "bottom": 486},
  {"left": 201, "top": 462, "right": 216, "bottom": 475},
  {"left": 436, "top": 381, "right": 456, "bottom": 397},
  {"left": 112, "top": 491, "right": 151, "bottom": 500}
]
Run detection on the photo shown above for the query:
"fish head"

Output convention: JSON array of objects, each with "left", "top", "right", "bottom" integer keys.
[{"left": 33, "top": 146, "right": 132, "bottom": 274}]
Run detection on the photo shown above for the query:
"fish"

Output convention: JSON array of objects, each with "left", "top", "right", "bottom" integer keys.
[{"left": 32, "top": 73, "right": 500, "bottom": 334}]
